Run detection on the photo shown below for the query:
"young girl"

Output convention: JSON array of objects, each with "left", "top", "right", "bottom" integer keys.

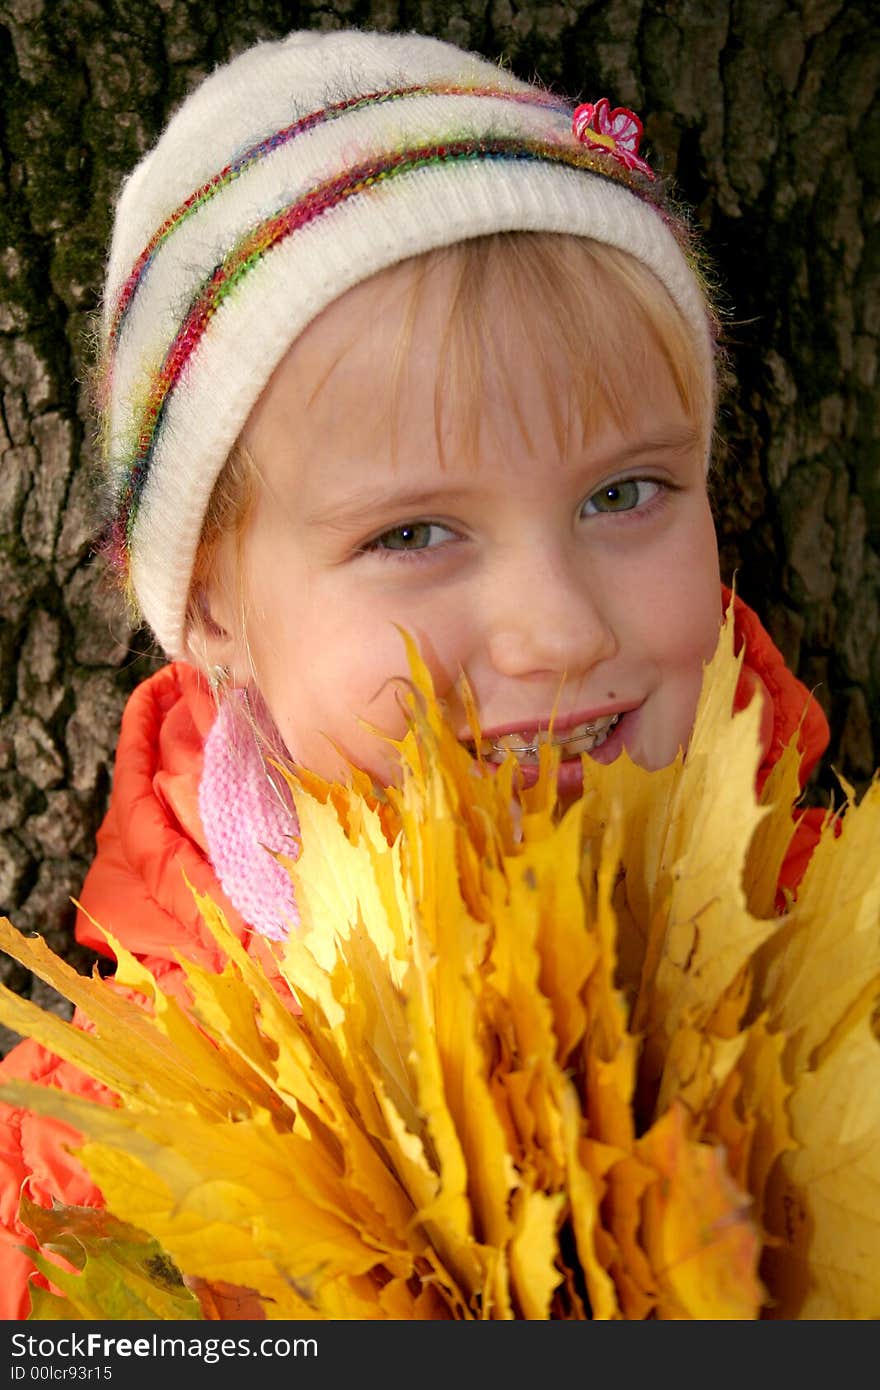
[{"left": 0, "top": 26, "right": 829, "bottom": 1318}]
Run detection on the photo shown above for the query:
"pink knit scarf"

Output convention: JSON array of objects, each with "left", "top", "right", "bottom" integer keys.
[{"left": 198, "top": 694, "right": 300, "bottom": 941}]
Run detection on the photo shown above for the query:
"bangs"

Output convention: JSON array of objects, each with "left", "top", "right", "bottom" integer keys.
[{"left": 388, "top": 232, "right": 716, "bottom": 468}]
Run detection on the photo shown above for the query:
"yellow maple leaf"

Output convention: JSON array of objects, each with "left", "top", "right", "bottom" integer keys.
[{"left": 0, "top": 598, "right": 877, "bottom": 1319}]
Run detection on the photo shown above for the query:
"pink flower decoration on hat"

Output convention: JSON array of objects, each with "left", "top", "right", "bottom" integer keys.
[{"left": 572, "top": 98, "right": 655, "bottom": 179}]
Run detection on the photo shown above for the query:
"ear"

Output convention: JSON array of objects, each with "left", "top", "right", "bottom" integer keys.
[{"left": 187, "top": 581, "right": 252, "bottom": 687}]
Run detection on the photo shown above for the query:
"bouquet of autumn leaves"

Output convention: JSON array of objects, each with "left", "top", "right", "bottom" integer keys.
[{"left": 0, "top": 608, "right": 878, "bottom": 1320}]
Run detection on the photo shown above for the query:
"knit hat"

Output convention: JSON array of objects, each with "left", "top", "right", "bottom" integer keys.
[{"left": 98, "top": 26, "right": 715, "bottom": 660}]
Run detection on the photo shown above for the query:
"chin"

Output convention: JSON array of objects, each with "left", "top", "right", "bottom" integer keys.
[{"left": 606, "top": 706, "right": 690, "bottom": 774}]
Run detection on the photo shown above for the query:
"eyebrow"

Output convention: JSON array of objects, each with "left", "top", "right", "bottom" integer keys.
[
  {"left": 592, "top": 427, "right": 702, "bottom": 467},
  {"left": 303, "top": 427, "right": 703, "bottom": 530},
  {"left": 303, "top": 485, "right": 477, "bottom": 530}
]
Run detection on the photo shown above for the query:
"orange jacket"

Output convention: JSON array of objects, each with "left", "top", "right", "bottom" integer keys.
[{"left": 0, "top": 590, "right": 830, "bottom": 1318}]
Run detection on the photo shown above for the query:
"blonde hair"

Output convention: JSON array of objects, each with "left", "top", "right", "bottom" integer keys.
[
  {"left": 390, "top": 232, "right": 717, "bottom": 468},
  {"left": 184, "top": 231, "right": 718, "bottom": 673}
]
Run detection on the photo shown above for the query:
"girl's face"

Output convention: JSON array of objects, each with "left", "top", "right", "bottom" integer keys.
[{"left": 212, "top": 255, "right": 721, "bottom": 797}]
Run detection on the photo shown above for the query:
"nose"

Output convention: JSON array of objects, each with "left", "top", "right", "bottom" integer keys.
[{"left": 485, "top": 547, "right": 618, "bottom": 680}]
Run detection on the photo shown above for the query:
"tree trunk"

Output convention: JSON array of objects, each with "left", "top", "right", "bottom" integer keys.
[{"left": 1, "top": 0, "right": 876, "bottom": 1053}]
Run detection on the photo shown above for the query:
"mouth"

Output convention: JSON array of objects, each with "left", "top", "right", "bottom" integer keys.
[{"left": 468, "top": 713, "right": 622, "bottom": 766}]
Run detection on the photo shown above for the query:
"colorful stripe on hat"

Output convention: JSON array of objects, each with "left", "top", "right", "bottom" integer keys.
[{"left": 108, "top": 83, "right": 573, "bottom": 347}]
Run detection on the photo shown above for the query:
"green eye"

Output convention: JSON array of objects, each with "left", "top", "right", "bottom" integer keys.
[
  {"left": 582, "top": 478, "right": 664, "bottom": 517},
  {"left": 376, "top": 523, "right": 434, "bottom": 550},
  {"left": 586, "top": 479, "right": 642, "bottom": 514},
  {"left": 367, "top": 521, "right": 459, "bottom": 554}
]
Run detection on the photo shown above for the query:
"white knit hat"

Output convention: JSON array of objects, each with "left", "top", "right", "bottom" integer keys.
[{"left": 98, "top": 26, "right": 715, "bottom": 659}]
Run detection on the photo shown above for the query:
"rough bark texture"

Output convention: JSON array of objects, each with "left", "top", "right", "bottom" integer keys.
[{"left": 0, "top": 0, "right": 877, "bottom": 1054}]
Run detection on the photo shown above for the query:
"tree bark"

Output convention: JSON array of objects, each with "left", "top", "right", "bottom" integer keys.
[{"left": 0, "top": 0, "right": 877, "bottom": 1053}]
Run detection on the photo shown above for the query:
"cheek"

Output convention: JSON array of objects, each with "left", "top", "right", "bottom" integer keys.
[
  {"left": 649, "top": 511, "right": 721, "bottom": 663},
  {"left": 627, "top": 515, "right": 721, "bottom": 766},
  {"left": 666, "top": 577, "right": 722, "bottom": 739},
  {"left": 253, "top": 616, "right": 455, "bottom": 782},
  {"left": 663, "top": 578, "right": 723, "bottom": 667}
]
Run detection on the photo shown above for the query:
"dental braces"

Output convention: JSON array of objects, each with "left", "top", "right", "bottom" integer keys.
[{"left": 490, "top": 719, "right": 616, "bottom": 759}]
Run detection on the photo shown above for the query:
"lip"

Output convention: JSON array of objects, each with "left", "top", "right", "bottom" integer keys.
[
  {"left": 583, "top": 705, "right": 636, "bottom": 766},
  {"left": 475, "top": 702, "right": 639, "bottom": 742}
]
